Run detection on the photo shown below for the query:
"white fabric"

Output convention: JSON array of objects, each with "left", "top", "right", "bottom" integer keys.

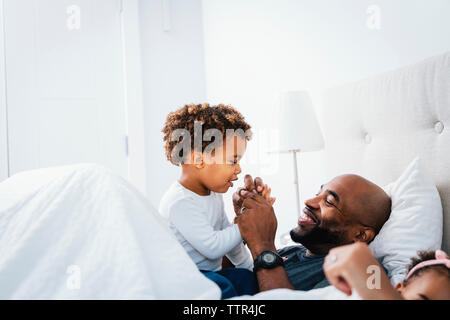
[
  {"left": 234, "top": 285, "right": 361, "bottom": 300},
  {"left": 0, "top": 164, "right": 221, "bottom": 299},
  {"left": 321, "top": 51, "right": 450, "bottom": 252},
  {"left": 159, "top": 181, "right": 252, "bottom": 272},
  {"left": 0, "top": 163, "right": 358, "bottom": 300},
  {"left": 369, "top": 158, "right": 443, "bottom": 285}
]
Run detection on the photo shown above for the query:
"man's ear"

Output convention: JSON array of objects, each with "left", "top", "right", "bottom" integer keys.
[{"left": 355, "top": 227, "right": 376, "bottom": 243}]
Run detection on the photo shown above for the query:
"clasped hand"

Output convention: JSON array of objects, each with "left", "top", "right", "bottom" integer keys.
[{"left": 232, "top": 174, "right": 278, "bottom": 257}]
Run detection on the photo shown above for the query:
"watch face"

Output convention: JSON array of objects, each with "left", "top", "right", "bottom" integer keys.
[
  {"left": 262, "top": 253, "right": 276, "bottom": 264},
  {"left": 254, "top": 251, "right": 283, "bottom": 270}
]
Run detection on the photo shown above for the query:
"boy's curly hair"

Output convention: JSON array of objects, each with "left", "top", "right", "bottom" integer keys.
[
  {"left": 162, "top": 103, "right": 252, "bottom": 165},
  {"left": 404, "top": 250, "right": 450, "bottom": 285}
]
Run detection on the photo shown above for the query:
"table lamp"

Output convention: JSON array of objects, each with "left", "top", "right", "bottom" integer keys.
[{"left": 275, "top": 90, "right": 324, "bottom": 217}]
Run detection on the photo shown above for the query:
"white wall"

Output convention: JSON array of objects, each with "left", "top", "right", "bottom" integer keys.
[
  {"left": 0, "top": 0, "right": 8, "bottom": 181},
  {"left": 0, "top": 0, "right": 149, "bottom": 191},
  {"left": 139, "top": 0, "right": 207, "bottom": 207},
  {"left": 202, "top": 0, "right": 450, "bottom": 244},
  {"left": 2, "top": 0, "right": 128, "bottom": 178}
]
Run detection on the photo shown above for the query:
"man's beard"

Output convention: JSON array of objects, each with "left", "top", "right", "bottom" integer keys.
[{"left": 290, "top": 225, "right": 347, "bottom": 254}]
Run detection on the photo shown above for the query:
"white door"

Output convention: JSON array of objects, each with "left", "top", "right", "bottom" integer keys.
[
  {"left": 2, "top": 0, "right": 128, "bottom": 177},
  {"left": 0, "top": 0, "right": 7, "bottom": 181}
]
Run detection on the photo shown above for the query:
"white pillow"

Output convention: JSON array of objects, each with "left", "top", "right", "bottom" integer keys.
[{"left": 369, "top": 157, "right": 443, "bottom": 286}]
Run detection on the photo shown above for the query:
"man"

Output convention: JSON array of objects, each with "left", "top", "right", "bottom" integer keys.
[{"left": 232, "top": 174, "right": 391, "bottom": 292}]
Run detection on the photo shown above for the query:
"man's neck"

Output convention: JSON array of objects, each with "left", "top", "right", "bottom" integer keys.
[{"left": 302, "top": 244, "right": 330, "bottom": 256}]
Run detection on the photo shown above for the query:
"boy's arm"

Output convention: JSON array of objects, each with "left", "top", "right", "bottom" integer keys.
[
  {"left": 220, "top": 201, "right": 253, "bottom": 270},
  {"left": 225, "top": 243, "right": 253, "bottom": 270}
]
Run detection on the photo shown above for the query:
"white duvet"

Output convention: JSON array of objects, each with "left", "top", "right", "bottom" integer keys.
[{"left": 0, "top": 164, "right": 354, "bottom": 300}]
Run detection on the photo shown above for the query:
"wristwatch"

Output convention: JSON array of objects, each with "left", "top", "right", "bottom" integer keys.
[{"left": 253, "top": 250, "right": 284, "bottom": 271}]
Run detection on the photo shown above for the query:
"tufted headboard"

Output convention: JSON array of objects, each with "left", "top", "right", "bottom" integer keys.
[{"left": 320, "top": 51, "right": 450, "bottom": 252}]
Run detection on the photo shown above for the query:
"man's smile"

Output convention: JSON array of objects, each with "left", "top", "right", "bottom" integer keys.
[{"left": 298, "top": 207, "right": 319, "bottom": 226}]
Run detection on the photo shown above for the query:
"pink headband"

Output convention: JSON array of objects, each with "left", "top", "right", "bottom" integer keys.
[{"left": 405, "top": 250, "right": 450, "bottom": 281}]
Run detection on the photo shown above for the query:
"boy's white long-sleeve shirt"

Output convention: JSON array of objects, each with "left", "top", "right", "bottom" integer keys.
[{"left": 158, "top": 181, "right": 253, "bottom": 272}]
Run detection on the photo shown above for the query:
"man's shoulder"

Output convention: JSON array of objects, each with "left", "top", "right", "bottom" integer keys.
[{"left": 277, "top": 244, "right": 307, "bottom": 256}]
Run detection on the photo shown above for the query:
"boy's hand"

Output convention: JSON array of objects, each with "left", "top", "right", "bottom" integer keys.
[
  {"left": 232, "top": 175, "right": 276, "bottom": 216},
  {"left": 261, "top": 184, "right": 276, "bottom": 205}
]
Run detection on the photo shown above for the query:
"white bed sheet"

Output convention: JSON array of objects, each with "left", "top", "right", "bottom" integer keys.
[
  {"left": 0, "top": 164, "right": 220, "bottom": 299},
  {"left": 0, "top": 164, "right": 358, "bottom": 300},
  {"left": 233, "top": 286, "right": 360, "bottom": 300}
]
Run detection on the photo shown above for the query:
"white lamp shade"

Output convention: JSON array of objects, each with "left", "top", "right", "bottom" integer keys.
[{"left": 278, "top": 91, "right": 324, "bottom": 152}]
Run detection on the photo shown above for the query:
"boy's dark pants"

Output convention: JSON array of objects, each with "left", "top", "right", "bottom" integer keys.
[{"left": 201, "top": 268, "right": 259, "bottom": 299}]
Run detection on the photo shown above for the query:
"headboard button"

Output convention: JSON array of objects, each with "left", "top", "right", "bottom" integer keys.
[
  {"left": 365, "top": 134, "right": 372, "bottom": 144},
  {"left": 434, "top": 121, "right": 444, "bottom": 134}
]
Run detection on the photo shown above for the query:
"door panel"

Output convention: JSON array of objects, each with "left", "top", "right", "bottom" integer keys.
[
  {"left": 3, "top": 0, "right": 127, "bottom": 176},
  {"left": 0, "top": 0, "right": 8, "bottom": 181}
]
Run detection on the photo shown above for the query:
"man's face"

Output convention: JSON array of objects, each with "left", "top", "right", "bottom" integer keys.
[{"left": 290, "top": 177, "right": 360, "bottom": 254}]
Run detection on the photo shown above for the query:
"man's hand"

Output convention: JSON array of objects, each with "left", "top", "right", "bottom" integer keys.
[
  {"left": 235, "top": 190, "right": 294, "bottom": 291},
  {"left": 235, "top": 190, "right": 278, "bottom": 258},
  {"left": 323, "top": 243, "right": 402, "bottom": 299}
]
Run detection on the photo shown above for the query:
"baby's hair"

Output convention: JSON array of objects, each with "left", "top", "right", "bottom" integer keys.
[
  {"left": 162, "top": 103, "right": 252, "bottom": 165},
  {"left": 404, "top": 250, "right": 450, "bottom": 285}
]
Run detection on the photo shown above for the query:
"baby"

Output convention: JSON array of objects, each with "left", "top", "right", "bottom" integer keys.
[
  {"left": 396, "top": 249, "right": 450, "bottom": 300},
  {"left": 159, "top": 103, "right": 273, "bottom": 299},
  {"left": 324, "top": 242, "right": 450, "bottom": 300}
]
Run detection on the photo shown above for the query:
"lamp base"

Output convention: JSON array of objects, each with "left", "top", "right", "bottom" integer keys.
[{"left": 291, "top": 150, "right": 301, "bottom": 218}]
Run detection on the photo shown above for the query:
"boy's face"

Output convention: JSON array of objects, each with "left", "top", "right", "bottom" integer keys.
[{"left": 199, "top": 135, "right": 247, "bottom": 193}]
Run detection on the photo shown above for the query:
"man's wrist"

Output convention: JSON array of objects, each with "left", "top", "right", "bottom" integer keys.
[{"left": 249, "top": 242, "right": 277, "bottom": 259}]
